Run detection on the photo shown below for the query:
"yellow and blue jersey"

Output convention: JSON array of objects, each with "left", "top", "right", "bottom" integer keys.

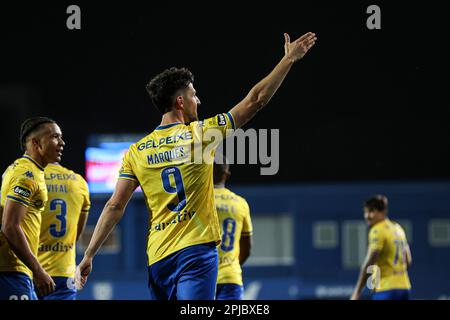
[
  {"left": 368, "top": 219, "right": 411, "bottom": 292},
  {"left": 0, "top": 155, "right": 48, "bottom": 278},
  {"left": 119, "top": 113, "right": 235, "bottom": 265},
  {"left": 215, "top": 187, "right": 252, "bottom": 286},
  {"left": 38, "top": 163, "right": 90, "bottom": 278}
]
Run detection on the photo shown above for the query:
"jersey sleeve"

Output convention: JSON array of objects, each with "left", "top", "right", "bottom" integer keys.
[
  {"left": 78, "top": 174, "right": 91, "bottom": 215},
  {"left": 395, "top": 223, "right": 407, "bottom": 239},
  {"left": 241, "top": 199, "right": 253, "bottom": 236},
  {"left": 118, "top": 148, "right": 139, "bottom": 183},
  {"left": 4, "top": 170, "right": 38, "bottom": 208},
  {"left": 201, "top": 113, "right": 235, "bottom": 141},
  {"left": 368, "top": 225, "right": 385, "bottom": 251}
]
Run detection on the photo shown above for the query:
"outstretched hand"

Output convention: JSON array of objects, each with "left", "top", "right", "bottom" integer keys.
[
  {"left": 75, "top": 256, "right": 93, "bottom": 290},
  {"left": 284, "top": 32, "right": 317, "bottom": 62}
]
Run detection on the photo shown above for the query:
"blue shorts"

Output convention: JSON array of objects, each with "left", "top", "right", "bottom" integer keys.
[
  {"left": 148, "top": 242, "right": 218, "bottom": 300},
  {"left": 39, "top": 277, "right": 77, "bottom": 300},
  {"left": 216, "top": 283, "right": 244, "bottom": 300},
  {"left": 372, "top": 289, "right": 411, "bottom": 300},
  {"left": 0, "top": 272, "right": 38, "bottom": 300}
]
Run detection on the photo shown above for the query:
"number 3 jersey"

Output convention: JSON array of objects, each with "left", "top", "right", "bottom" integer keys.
[
  {"left": 119, "top": 113, "right": 236, "bottom": 266},
  {"left": 215, "top": 187, "right": 253, "bottom": 286},
  {"left": 368, "top": 219, "right": 411, "bottom": 292},
  {"left": 0, "top": 155, "right": 48, "bottom": 278},
  {"left": 38, "top": 163, "right": 90, "bottom": 278}
]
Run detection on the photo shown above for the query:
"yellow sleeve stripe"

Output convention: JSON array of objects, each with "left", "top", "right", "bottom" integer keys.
[
  {"left": 6, "top": 195, "right": 30, "bottom": 207},
  {"left": 118, "top": 173, "right": 138, "bottom": 182},
  {"left": 241, "top": 231, "right": 253, "bottom": 236}
]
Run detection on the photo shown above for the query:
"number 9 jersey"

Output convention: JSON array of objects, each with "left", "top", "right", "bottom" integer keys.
[{"left": 119, "top": 113, "right": 236, "bottom": 266}]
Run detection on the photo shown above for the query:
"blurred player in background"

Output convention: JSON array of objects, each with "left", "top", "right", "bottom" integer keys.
[
  {"left": 214, "top": 158, "right": 253, "bottom": 300},
  {"left": 76, "top": 31, "right": 317, "bottom": 300},
  {"left": 351, "top": 195, "right": 412, "bottom": 300},
  {"left": 37, "top": 163, "right": 90, "bottom": 300},
  {"left": 0, "top": 117, "right": 64, "bottom": 300}
]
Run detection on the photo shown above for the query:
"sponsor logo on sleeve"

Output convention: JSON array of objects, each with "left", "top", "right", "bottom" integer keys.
[
  {"left": 217, "top": 114, "right": 226, "bottom": 126},
  {"left": 13, "top": 186, "right": 31, "bottom": 198}
]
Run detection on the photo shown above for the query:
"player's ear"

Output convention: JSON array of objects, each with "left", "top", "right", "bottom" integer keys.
[
  {"left": 175, "top": 95, "right": 184, "bottom": 110},
  {"left": 30, "top": 136, "right": 41, "bottom": 150}
]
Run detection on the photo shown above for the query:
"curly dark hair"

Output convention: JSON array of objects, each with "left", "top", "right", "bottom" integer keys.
[
  {"left": 145, "top": 67, "right": 194, "bottom": 114},
  {"left": 364, "top": 194, "right": 388, "bottom": 212},
  {"left": 19, "top": 116, "right": 56, "bottom": 151}
]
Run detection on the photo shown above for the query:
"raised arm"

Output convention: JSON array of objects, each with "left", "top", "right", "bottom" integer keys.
[
  {"left": 75, "top": 178, "right": 138, "bottom": 289},
  {"left": 229, "top": 32, "right": 316, "bottom": 128}
]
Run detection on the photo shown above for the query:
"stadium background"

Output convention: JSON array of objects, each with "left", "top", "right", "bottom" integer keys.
[{"left": 1, "top": 2, "right": 449, "bottom": 299}]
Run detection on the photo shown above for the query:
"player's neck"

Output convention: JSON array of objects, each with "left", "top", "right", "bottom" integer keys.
[
  {"left": 214, "top": 183, "right": 226, "bottom": 189},
  {"left": 372, "top": 217, "right": 387, "bottom": 226},
  {"left": 23, "top": 151, "right": 48, "bottom": 169},
  {"left": 160, "top": 111, "right": 185, "bottom": 126}
]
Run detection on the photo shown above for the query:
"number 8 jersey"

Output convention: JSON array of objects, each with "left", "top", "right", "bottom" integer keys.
[
  {"left": 119, "top": 113, "right": 236, "bottom": 266},
  {"left": 215, "top": 187, "right": 253, "bottom": 286}
]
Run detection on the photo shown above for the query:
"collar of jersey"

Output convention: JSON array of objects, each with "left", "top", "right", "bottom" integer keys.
[
  {"left": 22, "top": 155, "right": 45, "bottom": 171},
  {"left": 155, "top": 122, "right": 184, "bottom": 130}
]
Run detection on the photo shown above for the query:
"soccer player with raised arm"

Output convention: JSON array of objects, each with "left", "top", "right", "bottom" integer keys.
[
  {"left": 214, "top": 160, "right": 253, "bottom": 300},
  {"left": 351, "top": 195, "right": 412, "bottom": 300},
  {"left": 76, "top": 32, "right": 317, "bottom": 300},
  {"left": 0, "top": 117, "right": 65, "bottom": 300},
  {"left": 37, "top": 163, "right": 90, "bottom": 300}
]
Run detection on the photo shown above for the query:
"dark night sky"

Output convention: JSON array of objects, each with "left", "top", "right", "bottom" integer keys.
[{"left": 1, "top": 2, "right": 448, "bottom": 184}]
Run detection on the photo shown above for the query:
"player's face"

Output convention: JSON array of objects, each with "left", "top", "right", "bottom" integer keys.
[
  {"left": 364, "top": 208, "right": 376, "bottom": 226},
  {"left": 37, "top": 123, "right": 65, "bottom": 164},
  {"left": 182, "top": 83, "right": 201, "bottom": 122}
]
